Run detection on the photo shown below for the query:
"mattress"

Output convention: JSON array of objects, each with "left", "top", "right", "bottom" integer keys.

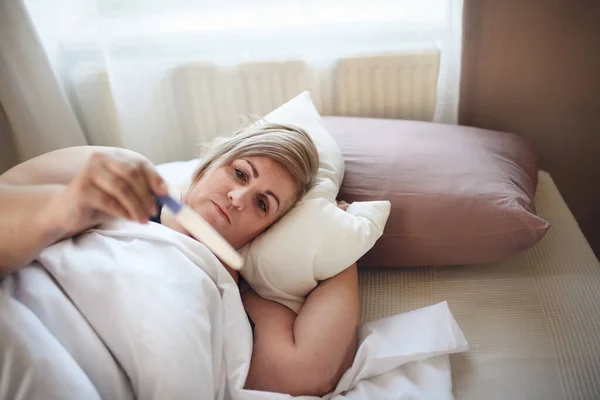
[{"left": 357, "top": 171, "right": 600, "bottom": 399}]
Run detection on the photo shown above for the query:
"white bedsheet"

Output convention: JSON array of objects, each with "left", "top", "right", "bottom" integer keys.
[{"left": 0, "top": 220, "right": 468, "bottom": 399}]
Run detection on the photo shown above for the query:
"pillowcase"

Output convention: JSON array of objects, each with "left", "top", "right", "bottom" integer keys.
[
  {"left": 156, "top": 92, "right": 390, "bottom": 313},
  {"left": 242, "top": 93, "right": 391, "bottom": 312},
  {"left": 322, "top": 116, "right": 550, "bottom": 267}
]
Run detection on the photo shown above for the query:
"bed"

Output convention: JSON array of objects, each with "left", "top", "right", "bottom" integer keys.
[{"left": 358, "top": 171, "right": 600, "bottom": 399}]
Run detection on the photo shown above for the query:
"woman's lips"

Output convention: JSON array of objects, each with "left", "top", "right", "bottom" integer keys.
[{"left": 212, "top": 201, "right": 230, "bottom": 224}]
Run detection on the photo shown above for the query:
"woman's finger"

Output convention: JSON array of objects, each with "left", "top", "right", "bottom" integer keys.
[
  {"left": 104, "top": 158, "right": 156, "bottom": 217},
  {"left": 91, "top": 166, "right": 148, "bottom": 223},
  {"left": 86, "top": 183, "right": 130, "bottom": 220},
  {"left": 336, "top": 200, "right": 350, "bottom": 211},
  {"left": 142, "top": 163, "right": 169, "bottom": 196}
]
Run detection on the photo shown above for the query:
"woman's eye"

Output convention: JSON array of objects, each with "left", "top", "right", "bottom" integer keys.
[
  {"left": 234, "top": 168, "right": 247, "bottom": 182},
  {"left": 257, "top": 198, "right": 268, "bottom": 213}
]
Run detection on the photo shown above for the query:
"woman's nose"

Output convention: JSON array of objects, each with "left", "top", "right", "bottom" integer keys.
[{"left": 228, "top": 187, "right": 251, "bottom": 210}]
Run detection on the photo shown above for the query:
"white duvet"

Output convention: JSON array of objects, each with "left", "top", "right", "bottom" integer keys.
[{"left": 0, "top": 220, "right": 468, "bottom": 400}]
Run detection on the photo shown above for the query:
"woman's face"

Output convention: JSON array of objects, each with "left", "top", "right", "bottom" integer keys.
[{"left": 185, "top": 156, "right": 297, "bottom": 249}]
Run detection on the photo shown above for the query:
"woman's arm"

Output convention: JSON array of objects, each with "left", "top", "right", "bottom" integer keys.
[
  {"left": 242, "top": 264, "right": 359, "bottom": 396},
  {"left": 0, "top": 147, "right": 166, "bottom": 275},
  {"left": 0, "top": 184, "right": 69, "bottom": 275},
  {"left": 0, "top": 146, "right": 149, "bottom": 186}
]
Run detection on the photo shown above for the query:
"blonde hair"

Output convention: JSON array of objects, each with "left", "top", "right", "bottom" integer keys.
[{"left": 191, "top": 121, "right": 319, "bottom": 208}]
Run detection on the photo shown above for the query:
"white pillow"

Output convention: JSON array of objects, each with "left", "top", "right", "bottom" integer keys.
[{"left": 156, "top": 92, "right": 391, "bottom": 313}]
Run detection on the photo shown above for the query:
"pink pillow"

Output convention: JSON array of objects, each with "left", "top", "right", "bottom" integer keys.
[{"left": 323, "top": 116, "right": 550, "bottom": 267}]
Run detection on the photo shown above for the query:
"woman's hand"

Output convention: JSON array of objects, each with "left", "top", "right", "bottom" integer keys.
[
  {"left": 0, "top": 146, "right": 169, "bottom": 273},
  {"left": 47, "top": 151, "right": 168, "bottom": 237},
  {"left": 336, "top": 200, "right": 350, "bottom": 211}
]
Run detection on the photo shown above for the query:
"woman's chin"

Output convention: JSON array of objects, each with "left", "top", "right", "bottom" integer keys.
[
  {"left": 200, "top": 210, "right": 225, "bottom": 230},
  {"left": 199, "top": 211, "right": 232, "bottom": 240}
]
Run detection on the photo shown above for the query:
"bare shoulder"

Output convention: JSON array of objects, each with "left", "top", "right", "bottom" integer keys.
[{"left": 0, "top": 146, "right": 149, "bottom": 185}]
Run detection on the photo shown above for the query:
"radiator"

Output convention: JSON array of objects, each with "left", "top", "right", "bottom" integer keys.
[
  {"left": 334, "top": 51, "right": 439, "bottom": 121},
  {"left": 174, "top": 50, "right": 439, "bottom": 145},
  {"left": 172, "top": 60, "right": 318, "bottom": 149},
  {"left": 68, "top": 50, "right": 440, "bottom": 163}
]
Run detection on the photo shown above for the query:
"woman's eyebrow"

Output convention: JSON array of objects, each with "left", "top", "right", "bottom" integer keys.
[
  {"left": 266, "top": 190, "right": 280, "bottom": 211},
  {"left": 243, "top": 159, "right": 258, "bottom": 178},
  {"left": 243, "top": 159, "right": 280, "bottom": 211}
]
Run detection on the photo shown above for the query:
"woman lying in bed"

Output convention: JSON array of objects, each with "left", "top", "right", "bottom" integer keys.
[{"left": 0, "top": 123, "right": 358, "bottom": 397}]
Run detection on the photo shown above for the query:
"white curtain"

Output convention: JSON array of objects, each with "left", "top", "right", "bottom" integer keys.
[
  {"left": 433, "top": 0, "right": 464, "bottom": 123},
  {"left": 1, "top": 0, "right": 463, "bottom": 166},
  {"left": 0, "top": 0, "right": 87, "bottom": 165},
  {"left": 0, "top": 104, "right": 18, "bottom": 174}
]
